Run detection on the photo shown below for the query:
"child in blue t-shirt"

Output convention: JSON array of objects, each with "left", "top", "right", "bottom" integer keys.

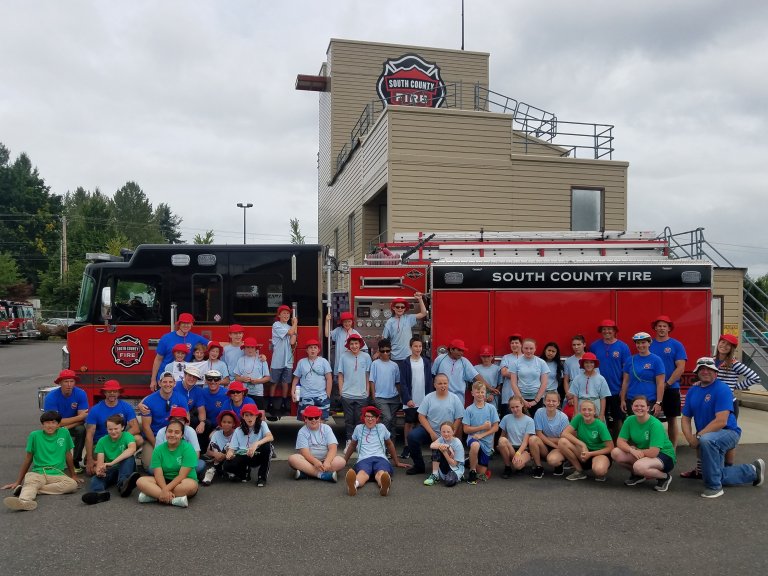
[
  {"left": 463, "top": 381, "right": 499, "bottom": 484},
  {"left": 497, "top": 396, "right": 535, "bottom": 478},
  {"left": 424, "top": 421, "right": 466, "bottom": 487},
  {"left": 202, "top": 410, "right": 238, "bottom": 486},
  {"left": 224, "top": 405, "right": 274, "bottom": 486},
  {"left": 270, "top": 305, "right": 298, "bottom": 415}
]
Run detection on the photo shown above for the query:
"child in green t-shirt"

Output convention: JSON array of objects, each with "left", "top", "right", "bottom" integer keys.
[
  {"left": 3, "top": 410, "right": 82, "bottom": 511},
  {"left": 559, "top": 400, "right": 615, "bottom": 481},
  {"left": 81, "top": 414, "right": 139, "bottom": 505}
]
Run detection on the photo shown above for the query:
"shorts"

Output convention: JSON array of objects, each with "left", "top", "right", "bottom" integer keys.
[
  {"left": 661, "top": 388, "right": 681, "bottom": 418},
  {"left": 657, "top": 452, "right": 675, "bottom": 474},
  {"left": 354, "top": 456, "right": 393, "bottom": 476},
  {"left": 466, "top": 436, "right": 492, "bottom": 466},
  {"left": 297, "top": 396, "right": 330, "bottom": 421},
  {"left": 581, "top": 454, "right": 612, "bottom": 471},
  {"left": 605, "top": 395, "right": 624, "bottom": 422},
  {"left": 270, "top": 367, "right": 293, "bottom": 385},
  {"left": 403, "top": 407, "right": 419, "bottom": 424}
]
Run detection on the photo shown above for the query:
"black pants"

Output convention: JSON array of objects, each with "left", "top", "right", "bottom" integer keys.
[
  {"left": 69, "top": 425, "right": 86, "bottom": 466},
  {"left": 222, "top": 445, "right": 271, "bottom": 481}
]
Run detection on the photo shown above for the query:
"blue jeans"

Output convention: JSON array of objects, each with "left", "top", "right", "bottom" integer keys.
[
  {"left": 699, "top": 429, "right": 756, "bottom": 490},
  {"left": 407, "top": 426, "right": 435, "bottom": 471},
  {"left": 89, "top": 457, "right": 136, "bottom": 492}
]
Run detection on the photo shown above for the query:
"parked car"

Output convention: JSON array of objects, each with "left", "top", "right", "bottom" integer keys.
[{"left": 41, "top": 317, "right": 75, "bottom": 330}]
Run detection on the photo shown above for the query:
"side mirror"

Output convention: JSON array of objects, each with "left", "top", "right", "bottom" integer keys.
[{"left": 101, "top": 287, "right": 113, "bottom": 322}]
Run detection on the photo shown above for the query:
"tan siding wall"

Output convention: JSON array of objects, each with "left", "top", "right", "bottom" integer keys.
[
  {"left": 327, "top": 39, "right": 489, "bottom": 176},
  {"left": 387, "top": 107, "right": 628, "bottom": 233},
  {"left": 713, "top": 267, "right": 746, "bottom": 356}
]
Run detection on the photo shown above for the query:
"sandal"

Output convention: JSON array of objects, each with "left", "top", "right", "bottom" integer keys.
[{"left": 680, "top": 468, "right": 702, "bottom": 479}]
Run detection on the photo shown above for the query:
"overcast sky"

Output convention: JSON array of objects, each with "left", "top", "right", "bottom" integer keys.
[{"left": 1, "top": 0, "right": 766, "bottom": 276}]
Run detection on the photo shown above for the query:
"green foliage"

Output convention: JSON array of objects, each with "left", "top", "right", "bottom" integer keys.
[
  {"left": 745, "top": 273, "right": 768, "bottom": 320},
  {"left": 63, "top": 186, "right": 116, "bottom": 262},
  {"left": 38, "top": 259, "right": 86, "bottom": 311},
  {"left": 112, "top": 181, "right": 164, "bottom": 246},
  {"left": 154, "top": 202, "right": 183, "bottom": 244},
  {"left": 193, "top": 230, "right": 215, "bottom": 244},
  {"left": 0, "top": 251, "right": 23, "bottom": 292},
  {"left": 289, "top": 218, "right": 305, "bottom": 245}
]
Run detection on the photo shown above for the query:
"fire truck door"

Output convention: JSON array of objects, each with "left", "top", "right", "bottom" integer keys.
[{"left": 430, "top": 291, "right": 490, "bottom": 360}]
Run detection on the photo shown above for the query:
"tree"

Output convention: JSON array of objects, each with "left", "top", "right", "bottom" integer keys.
[
  {"left": 289, "top": 218, "right": 305, "bottom": 245},
  {"left": 0, "top": 252, "right": 23, "bottom": 293},
  {"left": 63, "top": 186, "right": 116, "bottom": 264},
  {"left": 38, "top": 259, "right": 85, "bottom": 312},
  {"left": 154, "top": 203, "right": 183, "bottom": 244},
  {"left": 105, "top": 233, "right": 131, "bottom": 257},
  {"left": 111, "top": 181, "right": 164, "bottom": 247},
  {"left": 745, "top": 273, "right": 768, "bottom": 322},
  {"left": 193, "top": 230, "right": 215, "bottom": 244}
]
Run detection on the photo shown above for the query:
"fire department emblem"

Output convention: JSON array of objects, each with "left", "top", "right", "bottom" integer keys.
[
  {"left": 377, "top": 54, "right": 446, "bottom": 108},
  {"left": 111, "top": 335, "right": 144, "bottom": 368}
]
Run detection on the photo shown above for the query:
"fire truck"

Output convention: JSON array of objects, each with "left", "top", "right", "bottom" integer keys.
[
  {"left": 0, "top": 299, "right": 39, "bottom": 340},
  {"left": 44, "top": 232, "right": 714, "bottom": 408},
  {"left": 0, "top": 305, "right": 15, "bottom": 343}
]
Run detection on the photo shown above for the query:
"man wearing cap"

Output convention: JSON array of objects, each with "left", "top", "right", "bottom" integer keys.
[
  {"left": 84, "top": 380, "right": 142, "bottom": 476},
  {"left": 291, "top": 339, "right": 333, "bottom": 420},
  {"left": 650, "top": 315, "right": 687, "bottom": 446},
  {"left": 589, "top": 319, "right": 631, "bottom": 437},
  {"left": 200, "top": 370, "right": 229, "bottom": 426},
  {"left": 621, "top": 332, "right": 666, "bottom": 417},
  {"left": 406, "top": 374, "right": 465, "bottom": 475},
  {"left": 139, "top": 372, "right": 189, "bottom": 469},
  {"left": 382, "top": 292, "right": 427, "bottom": 361},
  {"left": 681, "top": 357, "right": 764, "bottom": 498},
  {"left": 432, "top": 339, "right": 489, "bottom": 403},
  {"left": 149, "top": 312, "right": 209, "bottom": 390},
  {"left": 326, "top": 310, "right": 368, "bottom": 411},
  {"left": 153, "top": 407, "right": 207, "bottom": 476},
  {"left": 175, "top": 365, "right": 207, "bottom": 430},
  {"left": 222, "top": 381, "right": 257, "bottom": 418},
  {"left": 338, "top": 333, "right": 373, "bottom": 445},
  {"left": 43, "top": 369, "right": 89, "bottom": 471}
]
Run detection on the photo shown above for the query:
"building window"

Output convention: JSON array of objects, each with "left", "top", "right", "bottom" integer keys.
[
  {"left": 571, "top": 188, "right": 603, "bottom": 231},
  {"left": 347, "top": 212, "right": 355, "bottom": 253}
]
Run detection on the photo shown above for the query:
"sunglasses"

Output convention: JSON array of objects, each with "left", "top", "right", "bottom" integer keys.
[
  {"left": 305, "top": 416, "right": 321, "bottom": 421},
  {"left": 379, "top": 349, "right": 391, "bottom": 353},
  {"left": 393, "top": 305, "right": 406, "bottom": 309},
  {"left": 229, "top": 390, "right": 244, "bottom": 395},
  {"left": 205, "top": 377, "right": 222, "bottom": 382}
]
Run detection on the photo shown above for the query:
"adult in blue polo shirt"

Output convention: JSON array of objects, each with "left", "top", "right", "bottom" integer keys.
[
  {"left": 589, "top": 319, "right": 631, "bottom": 436},
  {"left": 681, "top": 357, "right": 764, "bottom": 498},
  {"left": 431, "top": 339, "right": 487, "bottom": 402},
  {"left": 221, "top": 381, "right": 256, "bottom": 418},
  {"left": 649, "top": 315, "right": 687, "bottom": 446},
  {"left": 43, "top": 369, "right": 89, "bottom": 470},
  {"left": 139, "top": 371, "right": 189, "bottom": 469},
  {"left": 174, "top": 365, "right": 206, "bottom": 426},
  {"left": 620, "top": 332, "right": 666, "bottom": 415},
  {"left": 148, "top": 312, "right": 209, "bottom": 390}
]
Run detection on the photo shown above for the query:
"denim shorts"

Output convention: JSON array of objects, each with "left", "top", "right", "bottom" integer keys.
[
  {"left": 354, "top": 456, "right": 393, "bottom": 476},
  {"left": 270, "top": 367, "right": 293, "bottom": 385}
]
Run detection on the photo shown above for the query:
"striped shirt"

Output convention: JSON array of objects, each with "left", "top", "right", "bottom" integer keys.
[{"left": 715, "top": 360, "right": 761, "bottom": 391}]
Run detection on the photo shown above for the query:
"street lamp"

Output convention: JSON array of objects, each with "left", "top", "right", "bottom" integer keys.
[{"left": 236, "top": 202, "right": 253, "bottom": 244}]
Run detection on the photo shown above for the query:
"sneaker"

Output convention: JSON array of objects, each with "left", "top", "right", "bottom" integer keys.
[
  {"left": 594, "top": 475, "right": 607, "bottom": 482},
  {"left": 654, "top": 474, "right": 673, "bottom": 492},
  {"left": 624, "top": 474, "right": 646, "bottom": 486},
  {"left": 423, "top": 473, "right": 439, "bottom": 486},
  {"left": 137, "top": 492, "right": 157, "bottom": 503},
  {"left": 566, "top": 470, "right": 587, "bottom": 481},
  {"left": 81, "top": 491, "right": 111, "bottom": 505},
  {"left": 4, "top": 497, "right": 37, "bottom": 511},
  {"left": 320, "top": 471, "right": 337, "bottom": 483},
  {"left": 379, "top": 471, "right": 391, "bottom": 496},
  {"left": 406, "top": 466, "right": 425, "bottom": 476},
  {"left": 553, "top": 464, "right": 564, "bottom": 476},
  {"left": 294, "top": 470, "right": 308, "bottom": 480},
  {"left": 11, "top": 485, "right": 22, "bottom": 497},
  {"left": 399, "top": 447, "right": 411, "bottom": 459},
  {"left": 201, "top": 467, "right": 216, "bottom": 486},
  {"left": 562, "top": 462, "right": 574, "bottom": 471},
  {"left": 170, "top": 495, "right": 188, "bottom": 507},
  {"left": 467, "top": 470, "right": 478, "bottom": 485},
  {"left": 256, "top": 478, "right": 266, "bottom": 487},
  {"left": 701, "top": 487, "right": 724, "bottom": 499},
  {"left": 484, "top": 469, "right": 491, "bottom": 480},
  {"left": 74, "top": 465, "right": 84, "bottom": 474},
  {"left": 680, "top": 468, "right": 702, "bottom": 479},
  {"left": 753, "top": 458, "right": 765, "bottom": 487},
  {"left": 532, "top": 466, "right": 544, "bottom": 479},
  {"left": 119, "top": 472, "right": 140, "bottom": 497},
  {"left": 271, "top": 447, "right": 278, "bottom": 460},
  {"left": 502, "top": 466, "right": 513, "bottom": 479},
  {"left": 345, "top": 469, "right": 357, "bottom": 496}
]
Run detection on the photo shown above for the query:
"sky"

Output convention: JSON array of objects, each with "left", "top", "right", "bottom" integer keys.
[{"left": 1, "top": 0, "right": 766, "bottom": 276}]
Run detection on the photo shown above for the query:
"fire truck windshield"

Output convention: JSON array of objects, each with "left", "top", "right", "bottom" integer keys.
[{"left": 76, "top": 273, "right": 95, "bottom": 322}]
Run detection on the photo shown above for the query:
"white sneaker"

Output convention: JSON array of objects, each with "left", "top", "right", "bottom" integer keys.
[
  {"left": 171, "top": 495, "right": 189, "bottom": 508},
  {"left": 4, "top": 497, "right": 37, "bottom": 511},
  {"left": 201, "top": 467, "right": 216, "bottom": 486},
  {"left": 137, "top": 492, "right": 157, "bottom": 504}
]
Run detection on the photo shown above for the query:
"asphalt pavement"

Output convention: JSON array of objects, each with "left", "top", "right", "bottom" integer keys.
[{"left": 1, "top": 340, "right": 767, "bottom": 575}]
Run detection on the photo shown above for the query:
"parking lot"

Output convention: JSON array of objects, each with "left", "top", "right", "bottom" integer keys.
[{"left": 1, "top": 340, "right": 767, "bottom": 575}]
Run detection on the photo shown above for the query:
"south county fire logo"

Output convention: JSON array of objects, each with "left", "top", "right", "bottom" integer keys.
[
  {"left": 377, "top": 54, "right": 446, "bottom": 108},
  {"left": 111, "top": 335, "right": 144, "bottom": 368}
]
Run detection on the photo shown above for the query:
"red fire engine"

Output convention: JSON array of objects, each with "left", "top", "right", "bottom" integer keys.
[{"left": 0, "top": 299, "right": 39, "bottom": 340}]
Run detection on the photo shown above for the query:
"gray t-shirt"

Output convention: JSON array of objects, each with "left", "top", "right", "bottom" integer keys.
[
  {"left": 295, "top": 423, "right": 338, "bottom": 460},
  {"left": 417, "top": 392, "right": 465, "bottom": 434}
]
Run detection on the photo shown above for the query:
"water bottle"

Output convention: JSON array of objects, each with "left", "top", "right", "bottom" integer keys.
[{"left": 293, "top": 384, "right": 301, "bottom": 403}]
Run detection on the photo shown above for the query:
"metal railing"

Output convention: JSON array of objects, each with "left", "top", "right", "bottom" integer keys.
[{"left": 474, "top": 85, "right": 614, "bottom": 159}]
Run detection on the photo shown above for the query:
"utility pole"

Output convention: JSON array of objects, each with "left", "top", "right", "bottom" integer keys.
[{"left": 61, "top": 215, "right": 68, "bottom": 282}]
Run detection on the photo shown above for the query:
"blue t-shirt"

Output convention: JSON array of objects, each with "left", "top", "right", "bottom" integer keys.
[
  {"left": 223, "top": 344, "right": 244, "bottom": 375},
  {"left": 270, "top": 321, "right": 294, "bottom": 369},
  {"left": 499, "top": 354, "right": 521, "bottom": 404},
  {"left": 417, "top": 392, "right": 465, "bottom": 434},
  {"left": 295, "top": 423, "right": 338, "bottom": 460},
  {"left": 294, "top": 357, "right": 332, "bottom": 397},
  {"left": 569, "top": 372, "right": 611, "bottom": 416},
  {"left": 623, "top": 353, "right": 665, "bottom": 402},
  {"left": 463, "top": 402, "right": 500, "bottom": 455},
  {"left": 436, "top": 436, "right": 465, "bottom": 477},
  {"left": 649, "top": 337, "right": 687, "bottom": 389},
  {"left": 432, "top": 354, "right": 479, "bottom": 399},
  {"left": 514, "top": 356, "right": 549, "bottom": 399},
  {"left": 382, "top": 314, "right": 418, "bottom": 361},
  {"left": 208, "top": 429, "right": 234, "bottom": 452},
  {"left": 199, "top": 387, "right": 230, "bottom": 424},
  {"left": 533, "top": 409, "right": 570, "bottom": 438},
  {"left": 474, "top": 364, "right": 502, "bottom": 393},
  {"left": 682, "top": 379, "right": 740, "bottom": 435},
  {"left": 141, "top": 391, "right": 190, "bottom": 435},
  {"left": 499, "top": 414, "right": 535, "bottom": 445},
  {"left": 370, "top": 359, "right": 401, "bottom": 399},
  {"left": 198, "top": 359, "right": 230, "bottom": 381},
  {"left": 544, "top": 360, "right": 559, "bottom": 392},
  {"left": 222, "top": 397, "right": 256, "bottom": 418},
  {"left": 155, "top": 330, "right": 209, "bottom": 369},
  {"left": 330, "top": 326, "right": 368, "bottom": 375},
  {"left": 588, "top": 339, "right": 631, "bottom": 395},
  {"left": 85, "top": 400, "right": 138, "bottom": 442},
  {"left": 44, "top": 386, "right": 89, "bottom": 418},
  {"left": 339, "top": 350, "right": 372, "bottom": 399},
  {"left": 234, "top": 356, "right": 270, "bottom": 396},
  {"left": 229, "top": 421, "right": 272, "bottom": 452},
  {"left": 352, "top": 422, "right": 390, "bottom": 461},
  {"left": 174, "top": 381, "right": 203, "bottom": 411}
]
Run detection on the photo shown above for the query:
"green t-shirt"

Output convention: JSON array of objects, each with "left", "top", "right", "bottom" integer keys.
[
  {"left": 150, "top": 440, "right": 198, "bottom": 482},
  {"left": 95, "top": 431, "right": 135, "bottom": 463},
  {"left": 619, "top": 415, "right": 676, "bottom": 463},
  {"left": 570, "top": 414, "right": 612, "bottom": 452},
  {"left": 26, "top": 428, "right": 74, "bottom": 475}
]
